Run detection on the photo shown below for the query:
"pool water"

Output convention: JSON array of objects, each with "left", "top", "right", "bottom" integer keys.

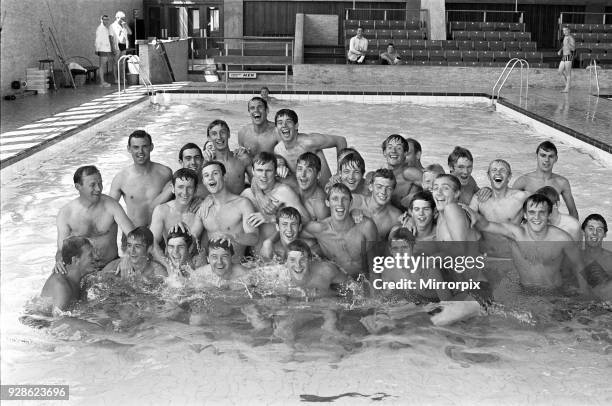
[{"left": 1, "top": 98, "right": 611, "bottom": 405}]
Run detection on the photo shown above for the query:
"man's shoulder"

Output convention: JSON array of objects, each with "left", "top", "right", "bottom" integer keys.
[
  {"left": 152, "top": 162, "right": 172, "bottom": 175},
  {"left": 42, "top": 273, "right": 70, "bottom": 296},
  {"left": 551, "top": 172, "right": 571, "bottom": 186}
]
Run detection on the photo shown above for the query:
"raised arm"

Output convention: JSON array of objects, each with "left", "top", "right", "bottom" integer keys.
[
  {"left": 238, "top": 199, "right": 259, "bottom": 247},
  {"left": 306, "top": 133, "right": 348, "bottom": 157},
  {"left": 108, "top": 198, "right": 135, "bottom": 235},
  {"left": 109, "top": 172, "right": 123, "bottom": 201},
  {"left": 278, "top": 186, "right": 312, "bottom": 224},
  {"left": 560, "top": 178, "right": 578, "bottom": 219},
  {"left": 149, "top": 205, "right": 167, "bottom": 264}
]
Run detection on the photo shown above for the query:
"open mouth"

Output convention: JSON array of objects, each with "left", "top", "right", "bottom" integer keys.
[
  {"left": 493, "top": 175, "right": 504, "bottom": 184},
  {"left": 334, "top": 207, "right": 346, "bottom": 215}
]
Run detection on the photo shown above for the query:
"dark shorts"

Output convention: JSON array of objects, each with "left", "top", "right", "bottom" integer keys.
[
  {"left": 561, "top": 55, "right": 573, "bottom": 62},
  {"left": 118, "top": 43, "right": 127, "bottom": 51},
  {"left": 96, "top": 51, "right": 114, "bottom": 57}
]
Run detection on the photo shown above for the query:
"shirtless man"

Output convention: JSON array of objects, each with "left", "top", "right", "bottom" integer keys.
[
  {"left": 191, "top": 161, "right": 259, "bottom": 259},
  {"left": 558, "top": 26, "right": 575, "bottom": 93},
  {"left": 467, "top": 194, "right": 587, "bottom": 293},
  {"left": 469, "top": 159, "right": 529, "bottom": 257},
  {"left": 55, "top": 166, "right": 134, "bottom": 272},
  {"left": 536, "top": 186, "right": 581, "bottom": 241},
  {"left": 110, "top": 130, "right": 172, "bottom": 230},
  {"left": 295, "top": 152, "right": 330, "bottom": 221},
  {"left": 242, "top": 152, "right": 310, "bottom": 250},
  {"left": 303, "top": 183, "right": 378, "bottom": 278},
  {"left": 191, "top": 238, "right": 250, "bottom": 290},
  {"left": 393, "top": 191, "right": 438, "bottom": 256},
  {"left": 237, "top": 97, "right": 279, "bottom": 156},
  {"left": 203, "top": 119, "right": 251, "bottom": 195},
  {"left": 350, "top": 168, "right": 403, "bottom": 239},
  {"left": 581, "top": 214, "right": 612, "bottom": 300},
  {"left": 102, "top": 226, "right": 167, "bottom": 280},
  {"left": 513, "top": 141, "right": 578, "bottom": 219},
  {"left": 274, "top": 108, "right": 346, "bottom": 187},
  {"left": 43, "top": 237, "right": 96, "bottom": 310},
  {"left": 420, "top": 164, "right": 445, "bottom": 192},
  {"left": 260, "top": 207, "right": 320, "bottom": 261},
  {"left": 156, "top": 143, "right": 209, "bottom": 207},
  {"left": 337, "top": 152, "right": 370, "bottom": 198},
  {"left": 448, "top": 146, "right": 480, "bottom": 205},
  {"left": 164, "top": 229, "right": 207, "bottom": 286},
  {"left": 150, "top": 169, "right": 201, "bottom": 264}
]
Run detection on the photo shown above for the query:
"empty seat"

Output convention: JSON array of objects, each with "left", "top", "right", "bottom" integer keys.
[
  {"left": 590, "top": 24, "right": 606, "bottom": 33},
  {"left": 453, "top": 31, "right": 470, "bottom": 41},
  {"left": 508, "top": 23, "right": 524, "bottom": 32},
  {"left": 425, "top": 40, "right": 443, "bottom": 50},
  {"left": 429, "top": 49, "right": 446, "bottom": 62},
  {"left": 478, "top": 51, "right": 495, "bottom": 62},
  {"left": 599, "top": 33, "right": 612, "bottom": 43},
  {"left": 427, "top": 60, "right": 446, "bottom": 66},
  {"left": 443, "top": 40, "right": 458, "bottom": 49},
  {"left": 573, "top": 24, "right": 589, "bottom": 33},
  {"left": 363, "top": 29, "right": 376, "bottom": 37},
  {"left": 524, "top": 51, "right": 543, "bottom": 63},
  {"left": 399, "top": 49, "right": 412, "bottom": 59},
  {"left": 344, "top": 20, "right": 359, "bottom": 29},
  {"left": 388, "top": 20, "right": 406, "bottom": 29},
  {"left": 394, "top": 38, "right": 410, "bottom": 49},
  {"left": 407, "top": 30, "right": 424, "bottom": 39},
  {"left": 499, "top": 32, "right": 516, "bottom": 42},
  {"left": 495, "top": 22, "right": 510, "bottom": 31},
  {"left": 374, "top": 20, "right": 389, "bottom": 29},
  {"left": 515, "top": 32, "right": 531, "bottom": 41},
  {"left": 520, "top": 42, "right": 537, "bottom": 52},
  {"left": 465, "top": 61, "right": 481, "bottom": 67},
  {"left": 445, "top": 50, "right": 462, "bottom": 62},
  {"left": 409, "top": 39, "right": 426, "bottom": 50},
  {"left": 573, "top": 33, "right": 585, "bottom": 42},
  {"left": 494, "top": 51, "right": 511, "bottom": 63},
  {"left": 405, "top": 20, "right": 420, "bottom": 30},
  {"left": 392, "top": 29, "right": 408, "bottom": 39},
  {"left": 447, "top": 61, "right": 463, "bottom": 66},
  {"left": 584, "top": 33, "right": 598, "bottom": 43},
  {"left": 377, "top": 30, "right": 393, "bottom": 39},
  {"left": 412, "top": 49, "right": 429, "bottom": 61},
  {"left": 457, "top": 40, "right": 473, "bottom": 50},
  {"left": 450, "top": 21, "right": 466, "bottom": 31},
  {"left": 489, "top": 41, "right": 505, "bottom": 51},
  {"left": 481, "top": 22, "right": 495, "bottom": 31},
  {"left": 465, "top": 22, "right": 480, "bottom": 31},
  {"left": 462, "top": 50, "right": 478, "bottom": 62},
  {"left": 590, "top": 43, "right": 609, "bottom": 54},
  {"left": 469, "top": 31, "right": 486, "bottom": 41},
  {"left": 484, "top": 31, "right": 500, "bottom": 41},
  {"left": 603, "top": 24, "right": 612, "bottom": 33},
  {"left": 505, "top": 41, "right": 521, "bottom": 51},
  {"left": 474, "top": 41, "right": 489, "bottom": 51},
  {"left": 360, "top": 20, "right": 375, "bottom": 29},
  {"left": 508, "top": 51, "right": 525, "bottom": 60}
]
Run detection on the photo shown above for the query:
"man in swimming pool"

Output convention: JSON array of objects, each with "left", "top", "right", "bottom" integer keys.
[
  {"left": 164, "top": 228, "right": 207, "bottom": 284},
  {"left": 337, "top": 152, "right": 370, "bottom": 199},
  {"left": 110, "top": 130, "right": 173, "bottom": 232},
  {"left": 43, "top": 237, "right": 96, "bottom": 310},
  {"left": 274, "top": 108, "right": 346, "bottom": 187},
  {"left": 581, "top": 214, "right": 612, "bottom": 300},
  {"left": 420, "top": 164, "right": 445, "bottom": 192},
  {"left": 242, "top": 152, "right": 310, "bottom": 251},
  {"left": 237, "top": 97, "right": 279, "bottom": 156},
  {"left": 350, "top": 168, "right": 403, "bottom": 239},
  {"left": 55, "top": 165, "right": 134, "bottom": 273},
  {"left": 513, "top": 141, "right": 578, "bottom": 219},
  {"left": 303, "top": 183, "right": 378, "bottom": 278},
  {"left": 558, "top": 26, "right": 575, "bottom": 93},
  {"left": 295, "top": 152, "right": 330, "bottom": 221},
  {"left": 203, "top": 119, "right": 252, "bottom": 195},
  {"left": 448, "top": 146, "right": 480, "bottom": 205},
  {"left": 190, "top": 238, "right": 250, "bottom": 291},
  {"left": 536, "top": 186, "right": 581, "bottom": 242},
  {"left": 102, "top": 226, "right": 167, "bottom": 280},
  {"left": 466, "top": 194, "right": 587, "bottom": 293},
  {"left": 469, "top": 159, "right": 529, "bottom": 257},
  {"left": 260, "top": 207, "right": 320, "bottom": 261}
]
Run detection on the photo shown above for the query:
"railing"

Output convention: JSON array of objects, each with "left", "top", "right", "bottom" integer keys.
[
  {"left": 446, "top": 10, "right": 524, "bottom": 23},
  {"left": 586, "top": 59, "right": 600, "bottom": 97},
  {"left": 491, "top": 58, "right": 529, "bottom": 106},
  {"left": 345, "top": 8, "right": 429, "bottom": 24},
  {"left": 117, "top": 55, "right": 155, "bottom": 102},
  {"left": 559, "top": 12, "right": 609, "bottom": 25}
]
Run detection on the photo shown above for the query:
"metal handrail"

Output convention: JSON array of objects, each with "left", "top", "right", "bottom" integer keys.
[
  {"left": 586, "top": 59, "right": 600, "bottom": 97},
  {"left": 446, "top": 9, "right": 524, "bottom": 23},
  {"left": 345, "top": 8, "right": 429, "bottom": 23},
  {"left": 559, "top": 12, "right": 609, "bottom": 25},
  {"left": 491, "top": 58, "right": 529, "bottom": 106},
  {"left": 117, "top": 55, "right": 155, "bottom": 101}
]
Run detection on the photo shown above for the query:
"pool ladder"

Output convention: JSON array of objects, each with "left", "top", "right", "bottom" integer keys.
[
  {"left": 491, "top": 58, "right": 529, "bottom": 107},
  {"left": 586, "top": 59, "right": 600, "bottom": 97},
  {"left": 117, "top": 55, "right": 157, "bottom": 103}
]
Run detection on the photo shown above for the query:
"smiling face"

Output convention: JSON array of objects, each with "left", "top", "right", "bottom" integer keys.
[
  {"left": 296, "top": 161, "right": 318, "bottom": 190},
  {"left": 583, "top": 219, "right": 606, "bottom": 248},
  {"left": 340, "top": 162, "right": 363, "bottom": 192},
  {"left": 128, "top": 137, "right": 153, "bottom": 165},
  {"left": 488, "top": 161, "right": 511, "bottom": 190},
  {"left": 275, "top": 114, "right": 298, "bottom": 143},
  {"left": 208, "top": 247, "right": 232, "bottom": 277},
  {"left": 432, "top": 177, "right": 460, "bottom": 211},
  {"left": 172, "top": 177, "right": 196, "bottom": 205},
  {"left": 75, "top": 244, "right": 96, "bottom": 274},
  {"left": 536, "top": 149, "right": 557, "bottom": 172},
  {"left": 326, "top": 189, "right": 352, "bottom": 221},
  {"left": 201, "top": 163, "right": 225, "bottom": 194},
  {"left": 410, "top": 199, "right": 435, "bottom": 230},
  {"left": 180, "top": 148, "right": 203, "bottom": 173},
  {"left": 253, "top": 161, "right": 276, "bottom": 191},
  {"left": 383, "top": 139, "right": 407, "bottom": 167},
  {"left": 207, "top": 124, "right": 230, "bottom": 152},
  {"left": 286, "top": 250, "right": 310, "bottom": 282},
  {"left": 248, "top": 99, "right": 268, "bottom": 126},
  {"left": 166, "top": 237, "right": 189, "bottom": 267},
  {"left": 421, "top": 171, "right": 437, "bottom": 192},
  {"left": 450, "top": 157, "right": 472, "bottom": 186},
  {"left": 389, "top": 239, "right": 413, "bottom": 257},
  {"left": 76, "top": 172, "right": 103, "bottom": 203},
  {"left": 126, "top": 236, "right": 149, "bottom": 265},
  {"left": 369, "top": 177, "right": 394, "bottom": 206},
  {"left": 277, "top": 216, "right": 301, "bottom": 246},
  {"left": 523, "top": 201, "right": 550, "bottom": 233}
]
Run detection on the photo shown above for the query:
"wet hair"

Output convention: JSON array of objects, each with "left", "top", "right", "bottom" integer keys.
[
  {"left": 487, "top": 159, "right": 512, "bottom": 176},
  {"left": 408, "top": 190, "right": 436, "bottom": 211},
  {"left": 172, "top": 168, "right": 198, "bottom": 188},
  {"left": 207, "top": 119, "right": 230, "bottom": 138},
  {"left": 423, "top": 163, "right": 445, "bottom": 175},
  {"left": 248, "top": 96, "right": 268, "bottom": 111},
  {"left": 581, "top": 214, "right": 608, "bottom": 233},
  {"left": 274, "top": 108, "right": 299, "bottom": 125},
  {"left": 535, "top": 186, "right": 560, "bottom": 204},
  {"left": 382, "top": 134, "right": 408, "bottom": 152},
  {"left": 128, "top": 130, "right": 152, "bottom": 146},
  {"left": 201, "top": 160, "right": 227, "bottom": 175},
  {"left": 260, "top": 86, "right": 270, "bottom": 92},
  {"left": 371, "top": 168, "right": 397, "bottom": 187},
  {"left": 277, "top": 206, "right": 302, "bottom": 225},
  {"left": 327, "top": 182, "right": 353, "bottom": 201},
  {"left": 406, "top": 138, "right": 422, "bottom": 155},
  {"left": 73, "top": 165, "right": 101, "bottom": 185},
  {"left": 435, "top": 174, "right": 462, "bottom": 192},
  {"left": 448, "top": 146, "right": 474, "bottom": 169},
  {"left": 166, "top": 228, "right": 193, "bottom": 247},
  {"left": 178, "top": 143, "right": 203, "bottom": 161},
  {"left": 208, "top": 238, "right": 234, "bottom": 256},
  {"left": 523, "top": 194, "right": 553, "bottom": 215},
  {"left": 61, "top": 236, "right": 92, "bottom": 265},
  {"left": 252, "top": 151, "right": 277, "bottom": 171},
  {"left": 297, "top": 152, "right": 321, "bottom": 173},
  {"left": 339, "top": 152, "right": 366, "bottom": 174},
  {"left": 287, "top": 239, "right": 312, "bottom": 259},
  {"left": 388, "top": 227, "right": 416, "bottom": 244},
  {"left": 127, "top": 226, "right": 154, "bottom": 248},
  {"left": 536, "top": 141, "right": 557, "bottom": 156}
]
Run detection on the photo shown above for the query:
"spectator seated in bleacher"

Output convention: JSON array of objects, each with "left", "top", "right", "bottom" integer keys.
[
  {"left": 348, "top": 27, "right": 368, "bottom": 64},
  {"left": 380, "top": 43, "right": 402, "bottom": 65}
]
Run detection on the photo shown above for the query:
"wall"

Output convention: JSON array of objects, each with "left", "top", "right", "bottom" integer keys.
[
  {"left": 0, "top": 0, "right": 142, "bottom": 93},
  {"left": 292, "top": 64, "right": 612, "bottom": 91},
  {"left": 304, "top": 14, "right": 339, "bottom": 45}
]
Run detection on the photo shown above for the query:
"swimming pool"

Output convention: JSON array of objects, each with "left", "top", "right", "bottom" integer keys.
[{"left": 1, "top": 96, "right": 611, "bottom": 405}]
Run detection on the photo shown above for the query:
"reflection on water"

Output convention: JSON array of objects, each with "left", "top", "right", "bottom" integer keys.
[{"left": 2, "top": 99, "right": 612, "bottom": 403}]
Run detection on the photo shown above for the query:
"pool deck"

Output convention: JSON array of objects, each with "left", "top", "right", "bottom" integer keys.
[{"left": 1, "top": 80, "right": 610, "bottom": 169}]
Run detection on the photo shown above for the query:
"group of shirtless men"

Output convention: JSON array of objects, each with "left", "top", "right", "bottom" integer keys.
[{"left": 42, "top": 93, "right": 612, "bottom": 311}]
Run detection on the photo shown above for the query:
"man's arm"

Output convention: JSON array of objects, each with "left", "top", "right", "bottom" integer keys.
[
  {"left": 109, "top": 172, "right": 123, "bottom": 201},
  {"left": 468, "top": 206, "right": 519, "bottom": 240},
  {"left": 349, "top": 37, "right": 359, "bottom": 54},
  {"left": 512, "top": 175, "right": 528, "bottom": 191},
  {"left": 560, "top": 178, "right": 579, "bottom": 219},
  {"left": 149, "top": 205, "right": 168, "bottom": 264},
  {"left": 563, "top": 241, "right": 588, "bottom": 292},
  {"left": 108, "top": 197, "right": 135, "bottom": 235},
  {"left": 238, "top": 199, "right": 259, "bottom": 247},
  {"left": 277, "top": 185, "right": 312, "bottom": 223},
  {"left": 305, "top": 133, "right": 347, "bottom": 158}
]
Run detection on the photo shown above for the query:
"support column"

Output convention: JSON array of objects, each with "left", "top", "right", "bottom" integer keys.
[
  {"left": 421, "top": 0, "right": 446, "bottom": 41},
  {"left": 294, "top": 13, "right": 304, "bottom": 64}
]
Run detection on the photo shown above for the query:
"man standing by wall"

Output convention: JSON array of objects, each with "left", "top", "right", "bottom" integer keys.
[
  {"left": 110, "top": 10, "right": 132, "bottom": 82},
  {"left": 95, "top": 15, "right": 113, "bottom": 86}
]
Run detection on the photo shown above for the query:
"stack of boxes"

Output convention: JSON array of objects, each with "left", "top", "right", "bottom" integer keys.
[{"left": 25, "top": 68, "right": 50, "bottom": 94}]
